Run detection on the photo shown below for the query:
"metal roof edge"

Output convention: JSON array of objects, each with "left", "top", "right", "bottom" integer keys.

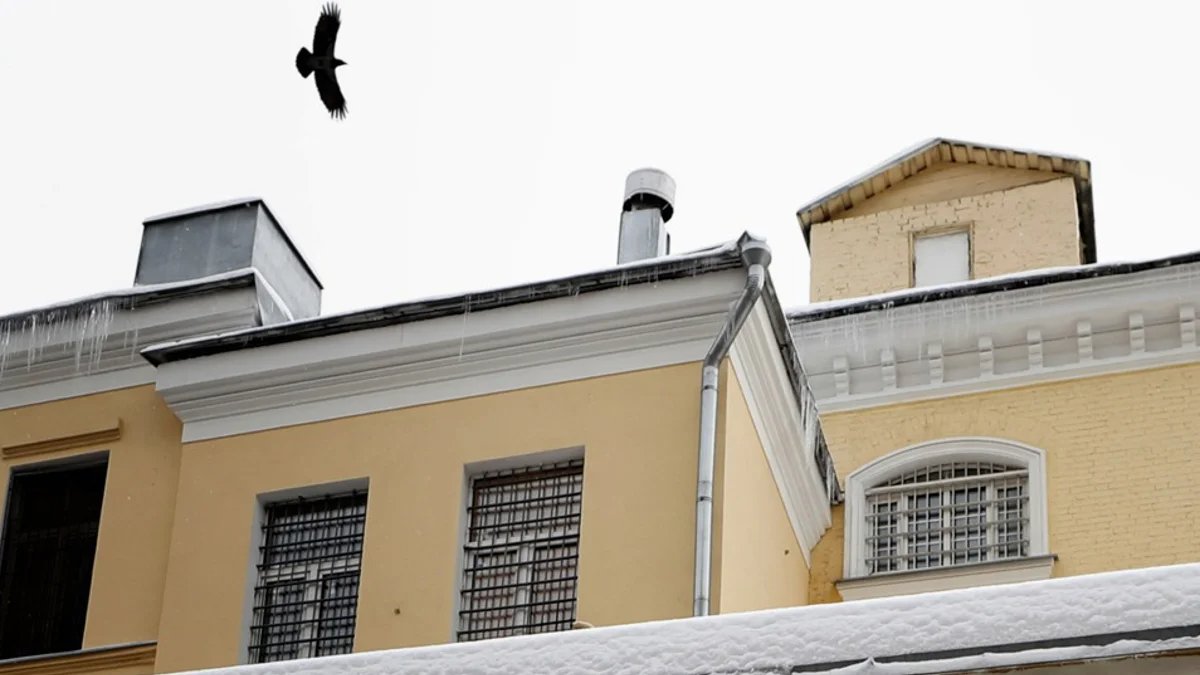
[
  {"left": 141, "top": 240, "right": 749, "bottom": 366},
  {"left": 788, "top": 249, "right": 1200, "bottom": 323},
  {"left": 0, "top": 270, "right": 260, "bottom": 326},
  {"left": 791, "top": 623, "right": 1200, "bottom": 673}
]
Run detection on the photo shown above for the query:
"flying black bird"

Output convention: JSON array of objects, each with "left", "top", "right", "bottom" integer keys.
[{"left": 296, "top": 3, "right": 348, "bottom": 119}]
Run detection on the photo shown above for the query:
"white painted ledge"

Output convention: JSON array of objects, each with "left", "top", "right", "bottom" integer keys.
[{"left": 836, "top": 554, "right": 1056, "bottom": 602}]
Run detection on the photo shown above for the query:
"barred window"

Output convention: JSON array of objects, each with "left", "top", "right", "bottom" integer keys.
[
  {"left": 457, "top": 459, "right": 583, "bottom": 642},
  {"left": 866, "top": 461, "right": 1028, "bottom": 574},
  {"left": 249, "top": 491, "right": 366, "bottom": 663}
]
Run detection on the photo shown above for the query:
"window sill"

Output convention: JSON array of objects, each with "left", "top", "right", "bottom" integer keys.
[
  {"left": 0, "top": 642, "right": 156, "bottom": 675},
  {"left": 836, "top": 554, "right": 1057, "bottom": 602}
]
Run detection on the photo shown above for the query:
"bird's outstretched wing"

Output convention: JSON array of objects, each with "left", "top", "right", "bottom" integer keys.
[
  {"left": 313, "top": 3, "right": 341, "bottom": 57},
  {"left": 315, "top": 69, "right": 347, "bottom": 119}
]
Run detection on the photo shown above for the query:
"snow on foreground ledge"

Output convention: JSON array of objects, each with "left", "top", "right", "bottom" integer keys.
[{"left": 173, "top": 562, "right": 1200, "bottom": 675}]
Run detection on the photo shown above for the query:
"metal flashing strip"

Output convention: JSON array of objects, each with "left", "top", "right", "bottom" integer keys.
[{"left": 790, "top": 623, "right": 1200, "bottom": 673}]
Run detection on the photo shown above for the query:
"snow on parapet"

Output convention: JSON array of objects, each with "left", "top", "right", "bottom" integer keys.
[
  {"left": 0, "top": 269, "right": 259, "bottom": 385},
  {"left": 172, "top": 563, "right": 1200, "bottom": 675},
  {"left": 140, "top": 238, "right": 748, "bottom": 363},
  {"left": 0, "top": 268, "right": 260, "bottom": 324},
  {"left": 789, "top": 248, "right": 1200, "bottom": 322}
]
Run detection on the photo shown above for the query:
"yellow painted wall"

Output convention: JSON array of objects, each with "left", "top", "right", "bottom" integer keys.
[
  {"left": 153, "top": 363, "right": 708, "bottom": 673},
  {"left": 807, "top": 363, "right": 1200, "bottom": 602},
  {"left": 712, "top": 365, "right": 808, "bottom": 613},
  {"left": 0, "top": 386, "right": 182, "bottom": 648},
  {"left": 0, "top": 385, "right": 182, "bottom": 656},
  {"left": 809, "top": 176, "right": 1081, "bottom": 302}
]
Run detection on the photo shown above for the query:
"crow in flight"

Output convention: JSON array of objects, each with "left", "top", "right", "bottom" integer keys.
[{"left": 296, "top": 3, "right": 348, "bottom": 119}]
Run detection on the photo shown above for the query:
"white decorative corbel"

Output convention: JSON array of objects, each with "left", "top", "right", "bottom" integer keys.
[
  {"left": 927, "top": 342, "right": 944, "bottom": 385},
  {"left": 881, "top": 348, "right": 897, "bottom": 390},
  {"left": 1129, "top": 312, "right": 1145, "bottom": 354},
  {"left": 1026, "top": 329, "right": 1043, "bottom": 369},
  {"left": 979, "top": 336, "right": 994, "bottom": 377},
  {"left": 1077, "top": 320, "right": 1093, "bottom": 362},
  {"left": 833, "top": 356, "right": 850, "bottom": 396}
]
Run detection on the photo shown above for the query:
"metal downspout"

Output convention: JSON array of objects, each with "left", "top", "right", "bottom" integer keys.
[{"left": 694, "top": 235, "right": 771, "bottom": 617}]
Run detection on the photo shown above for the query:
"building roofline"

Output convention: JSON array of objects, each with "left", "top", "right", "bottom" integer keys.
[
  {"left": 140, "top": 239, "right": 748, "bottom": 366},
  {"left": 788, "top": 248, "right": 1200, "bottom": 324},
  {"left": 0, "top": 269, "right": 260, "bottom": 326},
  {"left": 143, "top": 197, "right": 324, "bottom": 290},
  {"left": 795, "top": 137, "right": 1097, "bottom": 264}
]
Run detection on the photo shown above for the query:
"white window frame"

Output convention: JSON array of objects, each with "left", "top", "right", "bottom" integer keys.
[
  {"left": 843, "top": 438, "right": 1049, "bottom": 583},
  {"left": 912, "top": 227, "right": 972, "bottom": 288}
]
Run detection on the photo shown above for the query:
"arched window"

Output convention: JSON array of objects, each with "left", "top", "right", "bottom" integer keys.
[{"left": 841, "top": 438, "right": 1050, "bottom": 598}]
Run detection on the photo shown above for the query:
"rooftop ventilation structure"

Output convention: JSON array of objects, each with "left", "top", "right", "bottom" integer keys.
[
  {"left": 134, "top": 198, "right": 323, "bottom": 322},
  {"left": 617, "top": 168, "right": 676, "bottom": 264}
]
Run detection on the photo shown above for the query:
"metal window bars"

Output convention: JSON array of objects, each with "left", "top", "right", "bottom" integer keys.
[
  {"left": 865, "top": 461, "right": 1029, "bottom": 574},
  {"left": 457, "top": 459, "right": 583, "bottom": 642},
  {"left": 248, "top": 491, "right": 367, "bottom": 663}
]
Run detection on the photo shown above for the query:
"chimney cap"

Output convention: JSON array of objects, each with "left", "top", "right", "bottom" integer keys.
[{"left": 623, "top": 168, "right": 676, "bottom": 222}]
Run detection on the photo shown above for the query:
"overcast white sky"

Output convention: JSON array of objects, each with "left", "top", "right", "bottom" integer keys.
[{"left": 2, "top": 1, "right": 1198, "bottom": 317}]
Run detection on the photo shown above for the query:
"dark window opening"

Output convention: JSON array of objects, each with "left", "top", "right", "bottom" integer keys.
[
  {"left": 0, "top": 458, "right": 108, "bottom": 659},
  {"left": 248, "top": 491, "right": 366, "bottom": 664},
  {"left": 457, "top": 459, "right": 583, "bottom": 642}
]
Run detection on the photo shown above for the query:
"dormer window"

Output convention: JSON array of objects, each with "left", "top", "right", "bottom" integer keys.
[
  {"left": 913, "top": 229, "right": 971, "bottom": 288},
  {"left": 840, "top": 438, "right": 1053, "bottom": 600}
]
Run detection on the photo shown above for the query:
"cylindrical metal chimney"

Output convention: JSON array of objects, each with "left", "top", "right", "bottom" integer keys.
[{"left": 617, "top": 168, "right": 676, "bottom": 264}]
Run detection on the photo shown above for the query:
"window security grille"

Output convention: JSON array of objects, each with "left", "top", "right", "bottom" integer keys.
[
  {"left": 248, "top": 491, "right": 366, "bottom": 663},
  {"left": 457, "top": 459, "right": 583, "bottom": 642},
  {"left": 0, "top": 460, "right": 107, "bottom": 659},
  {"left": 865, "top": 461, "right": 1027, "bottom": 574}
]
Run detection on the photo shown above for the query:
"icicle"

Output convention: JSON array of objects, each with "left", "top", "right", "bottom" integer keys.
[{"left": 0, "top": 299, "right": 119, "bottom": 385}]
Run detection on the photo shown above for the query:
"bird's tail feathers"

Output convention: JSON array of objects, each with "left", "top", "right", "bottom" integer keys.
[{"left": 295, "top": 47, "right": 313, "bottom": 78}]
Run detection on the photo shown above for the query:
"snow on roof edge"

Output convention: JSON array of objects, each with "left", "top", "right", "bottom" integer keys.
[
  {"left": 169, "top": 562, "right": 1200, "bottom": 675},
  {"left": 139, "top": 238, "right": 745, "bottom": 359},
  {"left": 788, "top": 248, "right": 1200, "bottom": 322},
  {"left": 0, "top": 269, "right": 260, "bottom": 325}
]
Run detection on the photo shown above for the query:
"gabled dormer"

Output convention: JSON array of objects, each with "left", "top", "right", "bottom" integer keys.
[{"left": 797, "top": 138, "right": 1095, "bottom": 302}]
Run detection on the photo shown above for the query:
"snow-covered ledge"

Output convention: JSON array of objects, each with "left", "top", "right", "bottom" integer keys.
[
  {"left": 169, "top": 563, "right": 1200, "bottom": 675},
  {"left": 0, "top": 271, "right": 265, "bottom": 409}
]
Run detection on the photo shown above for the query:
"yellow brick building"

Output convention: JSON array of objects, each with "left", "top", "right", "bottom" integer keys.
[
  {"left": 0, "top": 144, "right": 1197, "bottom": 674},
  {"left": 792, "top": 138, "right": 1200, "bottom": 608}
]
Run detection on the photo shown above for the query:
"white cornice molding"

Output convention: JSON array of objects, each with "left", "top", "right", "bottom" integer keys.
[
  {"left": 0, "top": 288, "right": 262, "bottom": 409},
  {"left": 156, "top": 271, "right": 749, "bottom": 442},
  {"left": 791, "top": 263, "right": 1200, "bottom": 412},
  {"left": 728, "top": 302, "right": 832, "bottom": 562}
]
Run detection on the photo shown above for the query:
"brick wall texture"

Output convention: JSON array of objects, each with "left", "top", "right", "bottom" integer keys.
[
  {"left": 809, "top": 176, "right": 1082, "bottom": 302},
  {"left": 807, "top": 363, "right": 1200, "bottom": 603}
]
